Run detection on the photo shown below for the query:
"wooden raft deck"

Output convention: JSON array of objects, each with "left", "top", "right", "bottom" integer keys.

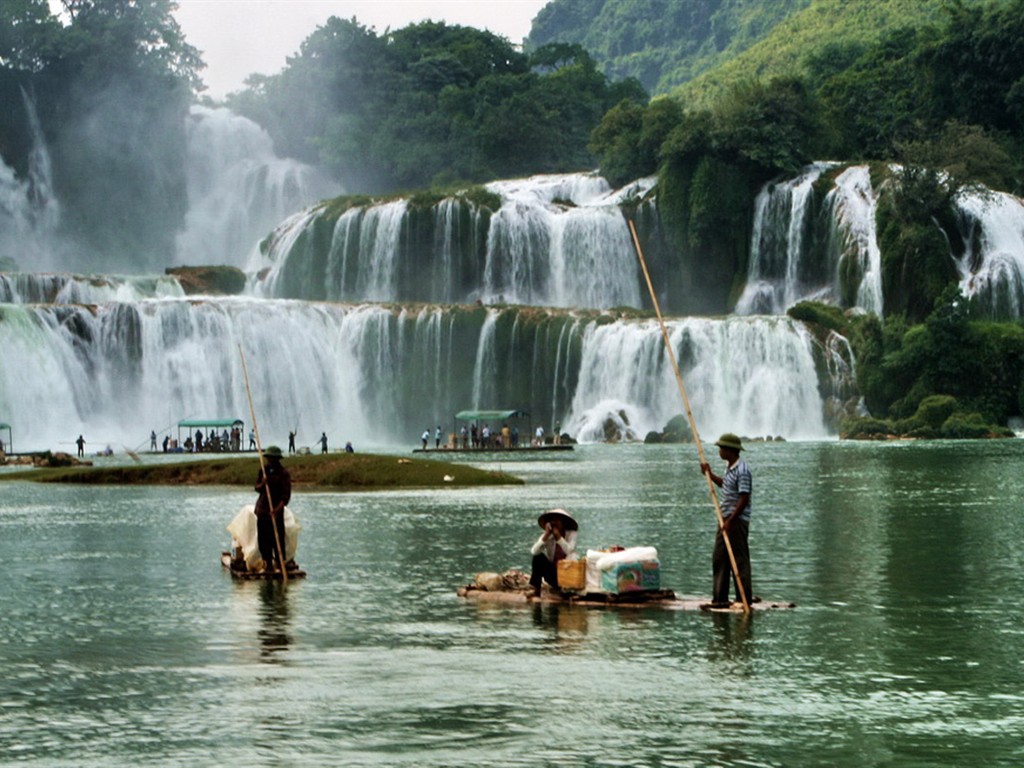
[
  {"left": 220, "top": 552, "right": 307, "bottom": 581},
  {"left": 457, "top": 585, "right": 795, "bottom": 612}
]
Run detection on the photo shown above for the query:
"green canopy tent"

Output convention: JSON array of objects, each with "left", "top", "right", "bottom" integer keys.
[
  {"left": 177, "top": 418, "right": 244, "bottom": 451},
  {"left": 0, "top": 422, "right": 11, "bottom": 454}
]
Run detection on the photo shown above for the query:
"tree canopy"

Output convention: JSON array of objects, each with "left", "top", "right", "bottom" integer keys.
[
  {"left": 227, "top": 19, "right": 646, "bottom": 193},
  {"left": 0, "top": 0, "right": 202, "bottom": 269}
]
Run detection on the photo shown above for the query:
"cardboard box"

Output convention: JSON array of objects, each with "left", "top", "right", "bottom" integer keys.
[
  {"left": 600, "top": 560, "right": 660, "bottom": 593},
  {"left": 556, "top": 559, "right": 585, "bottom": 590}
]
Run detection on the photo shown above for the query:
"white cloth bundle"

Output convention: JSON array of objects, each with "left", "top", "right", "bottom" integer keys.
[{"left": 226, "top": 504, "right": 301, "bottom": 570}]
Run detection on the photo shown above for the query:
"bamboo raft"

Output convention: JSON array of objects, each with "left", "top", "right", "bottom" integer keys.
[
  {"left": 220, "top": 552, "right": 307, "bottom": 581},
  {"left": 457, "top": 583, "right": 794, "bottom": 612}
]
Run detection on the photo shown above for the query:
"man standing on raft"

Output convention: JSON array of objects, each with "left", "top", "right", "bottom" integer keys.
[
  {"left": 255, "top": 445, "right": 291, "bottom": 573},
  {"left": 700, "top": 433, "right": 752, "bottom": 608}
]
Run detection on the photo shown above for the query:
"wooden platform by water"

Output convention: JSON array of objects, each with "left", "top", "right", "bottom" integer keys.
[
  {"left": 457, "top": 584, "right": 794, "bottom": 612},
  {"left": 220, "top": 552, "right": 307, "bottom": 581}
]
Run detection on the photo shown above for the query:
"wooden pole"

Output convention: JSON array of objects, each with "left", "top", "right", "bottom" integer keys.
[
  {"left": 627, "top": 219, "right": 750, "bottom": 612},
  {"left": 238, "top": 345, "right": 289, "bottom": 584}
]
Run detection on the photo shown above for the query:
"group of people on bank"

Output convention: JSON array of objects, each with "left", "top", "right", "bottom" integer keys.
[{"left": 420, "top": 422, "right": 564, "bottom": 450}]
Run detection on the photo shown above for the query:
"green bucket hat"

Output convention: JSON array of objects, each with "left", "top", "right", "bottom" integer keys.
[
  {"left": 264, "top": 445, "right": 284, "bottom": 458},
  {"left": 714, "top": 433, "right": 744, "bottom": 452}
]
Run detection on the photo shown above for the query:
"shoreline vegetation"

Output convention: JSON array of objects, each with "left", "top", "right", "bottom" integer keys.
[{"left": 0, "top": 452, "right": 523, "bottom": 490}]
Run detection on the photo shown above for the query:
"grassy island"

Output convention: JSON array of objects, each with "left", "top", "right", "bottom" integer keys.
[{"left": 0, "top": 452, "right": 523, "bottom": 490}]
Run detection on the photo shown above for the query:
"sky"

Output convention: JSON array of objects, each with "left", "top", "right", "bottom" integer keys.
[{"left": 173, "top": 0, "right": 551, "bottom": 99}]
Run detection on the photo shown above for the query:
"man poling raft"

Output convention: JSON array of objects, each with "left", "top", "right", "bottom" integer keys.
[
  {"left": 627, "top": 219, "right": 756, "bottom": 612},
  {"left": 222, "top": 346, "right": 306, "bottom": 581},
  {"left": 701, "top": 433, "right": 754, "bottom": 609}
]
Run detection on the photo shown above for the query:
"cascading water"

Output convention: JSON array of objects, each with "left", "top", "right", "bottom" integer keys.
[
  {"left": 824, "top": 166, "right": 883, "bottom": 315},
  {"left": 0, "top": 299, "right": 839, "bottom": 451},
  {"left": 174, "top": 105, "right": 339, "bottom": 268},
  {"left": 0, "top": 90, "right": 61, "bottom": 272},
  {"left": 954, "top": 189, "right": 1024, "bottom": 318},
  {"left": 565, "top": 315, "right": 830, "bottom": 443},
  {"left": 254, "top": 172, "right": 648, "bottom": 309},
  {"left": 736, "top": 164, "right": 833, "bottom": 315},
  {"left": 736, "top": 163, "right": 887, "bottom": 316},
  {"left": 0, "top": 273, "right": 184, "bottom": 304}
]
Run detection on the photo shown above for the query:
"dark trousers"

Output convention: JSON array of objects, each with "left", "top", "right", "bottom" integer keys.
[
  {"left": 257, "top": 512, "right": 286, "bottom": 570},
  {"left": 529, "top": 554, "right": 559, "bottom": 592},
  {"left": 713, "top": 518, "right": 751, "bottom": 604}
]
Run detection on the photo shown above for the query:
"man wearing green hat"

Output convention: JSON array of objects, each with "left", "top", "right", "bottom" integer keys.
[{"left": 700, "top": 433, "right": 752, "bottom": 607}]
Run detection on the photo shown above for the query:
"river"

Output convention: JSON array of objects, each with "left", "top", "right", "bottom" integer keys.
[{"left": 1, "top": 440, "right": 1022, "bottom": 766}]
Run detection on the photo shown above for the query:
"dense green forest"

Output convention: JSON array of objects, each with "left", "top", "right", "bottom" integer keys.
[
  {"left": 526, "top": 0, "right": 812, "bottom": 95},
  {"left": 0, "top": 0, "right": 200, "bottom": 268},
  {"left": 225, "top": 19, "right": 645, "bottom": 192}
]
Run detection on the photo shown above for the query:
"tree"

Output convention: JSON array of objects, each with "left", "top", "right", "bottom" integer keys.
[
  {"left": 0, "top": 0, "right": 61, "bottom": 72},
  {"left": 232, "top": 23, "right": 639, "bottom": 193},
  {"left": 711, "top": 76, "right": 823, "bottom": 177},
  {"left": 32, "top": 0, "right": 203, "bottom": 269}
]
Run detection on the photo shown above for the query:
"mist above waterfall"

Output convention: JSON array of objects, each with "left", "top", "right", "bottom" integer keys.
[
  {"left": 1, "top": 100, "right": 337, "bottom": 276},
  {"left": 175, "top": 106, "right": 340, "bottom": 268},
  {"left": 0, "top": 91, "right": 63, "bottom": 272}
]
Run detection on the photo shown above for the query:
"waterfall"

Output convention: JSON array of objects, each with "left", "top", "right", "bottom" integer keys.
[
  {"left": 0, "top": 90, "right": 61, "bottom": 272},
  {"left": 736, "top": 163, "right": 888, "bottom": 316},
  {"left": 0, "top": 299, "right": 836, "bottom": 451},
  {"left": 954, "top": 189, "right": 1024, "bottom": 318},
  {"left": 737, "top": 164, "right": 833, "bottom": 315},
  {"left": 825, "top": 166, "right": 883, "bottom": 315},
  {"left": 0, "top": 273, "right": 184, "bottom": 304},
  {"left": 255, "top": 172, "right": 646, "bottom": 309},
  {"left": 566, "top": 315, "right": 829, "bottom": 442},
  {"left": 174, "top": 105, "right": 339, "bottom": 268}
]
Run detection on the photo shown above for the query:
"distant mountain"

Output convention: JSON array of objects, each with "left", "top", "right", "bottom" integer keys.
[
  {"left": 526, "top": 0, "right": 994, "bottom": 102},
  {"left": 675, "top": 0, "right": 975, "bottom": 106},
  {"left": 525, "top": 0, "right": 813, "bottom": 95}
]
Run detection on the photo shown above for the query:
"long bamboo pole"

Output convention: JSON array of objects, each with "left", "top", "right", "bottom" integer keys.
[
  {"left": 627, "top": 219, "right": 749, "bottom": 612},
  {"left": 238, "top": 345, "right": 289, "bottom": 584}
]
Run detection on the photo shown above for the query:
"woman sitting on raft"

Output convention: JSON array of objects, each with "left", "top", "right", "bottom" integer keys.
[{"left": 529, "top": 508, "right": 578, "bottom": 597}]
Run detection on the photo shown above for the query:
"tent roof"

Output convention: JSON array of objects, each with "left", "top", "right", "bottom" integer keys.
[
  {"left": 454, "top": 410, "right": 528, "bottom": 422},
  {"left": 0, "top": 423, "right": 10, "bottom": 430},
  {"left": 178, "top": 418, "right": 244, "bottom": 429}
]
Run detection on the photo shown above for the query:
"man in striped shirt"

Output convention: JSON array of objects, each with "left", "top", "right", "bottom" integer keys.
[{"left": 700, "top": 433, "right": 753, "bottom": 608}]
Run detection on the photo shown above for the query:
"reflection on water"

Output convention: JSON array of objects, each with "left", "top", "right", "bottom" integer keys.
[
  {"left": 707, "top": 611, "right": 754, "bottom": 665},
  {"left": 257, "top": 581, "right": 292, "bottom": 662},
  {"left": 2, "top": 441, "right": 1024, "bottom": 765}
]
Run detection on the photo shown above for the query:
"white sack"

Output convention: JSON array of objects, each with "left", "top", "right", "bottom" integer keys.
[{"left": 227, "top": 504, "right": 301, "bottom": 570}]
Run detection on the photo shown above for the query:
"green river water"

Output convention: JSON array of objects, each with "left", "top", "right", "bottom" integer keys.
[{"left": 1, "top": 440, "right": 1022, "bottom": 767}]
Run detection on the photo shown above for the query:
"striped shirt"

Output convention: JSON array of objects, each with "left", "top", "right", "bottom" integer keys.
[{"left": 721, "top": 459, "right": 752, "bottom": 522}]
